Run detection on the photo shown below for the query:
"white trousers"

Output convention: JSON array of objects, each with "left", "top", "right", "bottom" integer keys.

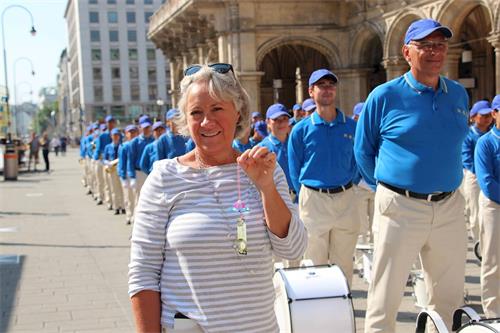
[
  {"left": 121, "top": 179, "right": 135, "bottom": 223},
  {"left": 364, "top": 185, "right": 467, "bottom": 333},
  {"left": 106, "top": 167, "right": 124, "bottom": 210},
  {"left": 479, "top": 192, "right": 500, "bottom": 318},
  {"left": 463, "top": 169, "right": 480, "bottom": 241},
  {"left": 354, "top": 185, "right": 375, "bottom": 243},
  {"left": 299, "top": 185, "right": 360, "bottom": 286}
]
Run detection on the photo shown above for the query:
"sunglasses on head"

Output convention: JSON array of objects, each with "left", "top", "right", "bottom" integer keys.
[{"left": 184, "top": 63, "right": 234, "bottom": 76}]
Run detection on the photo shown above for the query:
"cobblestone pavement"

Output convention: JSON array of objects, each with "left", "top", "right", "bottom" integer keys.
[{"left": 0, "top": 149, "right": 484, "bottom": 332}]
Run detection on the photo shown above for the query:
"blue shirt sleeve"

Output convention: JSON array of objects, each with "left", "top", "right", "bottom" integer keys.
[
  {"left": 287, "top": 126, "right": 304, "bottom": 194},
  {"left": 103, "top": 143, "right": 111, "bottom": 161},
  {"left": 139, "top": 144, "right": 152, "bottom": 175},
  {"left": 127, "top": 140, "right": 137, "bottom": 179},
  {"left": 462, "top": 130, "right": 475, "bottom": 173},
  {"left": 118, "top": 144, "right": 128, "bottom": 180},
  {"left": 93, "top": 134, "right": 102, "bottom": 160},
  {"left": 474, "top": 135, "right": 500, "bottom": 204},
  {"left": 354, "top": 94, "right": 380, "bottom": 191}
]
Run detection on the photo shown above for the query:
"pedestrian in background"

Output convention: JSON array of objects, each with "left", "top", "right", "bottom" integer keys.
[
  {"left": 39, "top": 132, "right": 50, "bottom": 172},
  {"left": 128, "top": 63, "right": 306, "bottom": 333},
  {"left": 28, "top": 132, "right": 40, "bottom": 172},
  {"left": 355, "top": 19, "right": 469, "bottom": 332},
  {"left": 474, "top": 95, "right": 500, "bottom": 318}
]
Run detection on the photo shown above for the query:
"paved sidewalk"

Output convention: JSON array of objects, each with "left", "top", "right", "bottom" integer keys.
[{"left": 0, "top": 148, "right": 484, "bottom": 332}]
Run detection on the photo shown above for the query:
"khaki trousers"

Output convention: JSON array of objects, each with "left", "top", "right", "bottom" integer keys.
[
  {"left": 463, "top": 170, "right": 480, "bottom": 241},
  {"left": 106, "top": 168, "right": 124, "bottom": 210},
  {"left": 84, "top": 158, "right": 92, "bottom": 190},
  {"left": 299, "top": 185, "right": 360, "bottom": 285},
  {"left": 103, "top": 165, "right": 112, "bottom": 207},
  {"left": 364, "top": 185, "right": 467, "bottom": 333},
  {"left": 479, "top": 192, "right": 500, "bottom": 318},
  {"left": 354, "top": 185, "right": 375, "bottom": 243},
  {"left": 93, "top": 161, "right": 105, "bottom": 202},
  {"left": 121, "top": 180, "right": 135, "bottom": 223},
  {"left": 90, "top": 160, "right": 98, "bottom": 196}
]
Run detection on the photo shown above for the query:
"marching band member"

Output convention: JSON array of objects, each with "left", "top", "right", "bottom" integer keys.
[
  {"left": 103, "top": 128, "right": 124, "bottom": 215},
  {"left": 475, "top": 95, "right": 500, "bottom": 318},
  {"left": 139, "top": 121, "right": 166, "bottom": 174},
  {"left": 118, "top": 125, "right": 138, "bottom": 225},
  {"left": 93, "top": 116, "right": 116, "bottom": 206}
]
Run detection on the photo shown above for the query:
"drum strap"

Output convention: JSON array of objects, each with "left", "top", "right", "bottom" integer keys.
[
  {"left": 452, "top": 307, "right": 481, "bottom": 331},
  {"left": 415, "top": 310, "right": 449, "bottom": 333}
]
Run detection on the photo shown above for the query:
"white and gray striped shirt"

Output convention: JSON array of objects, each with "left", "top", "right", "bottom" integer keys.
[{"left": 128, "top": 158, "right": 307, "bottom": 332}]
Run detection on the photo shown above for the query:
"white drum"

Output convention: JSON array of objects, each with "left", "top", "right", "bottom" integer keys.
[
  {"left": 273, "top": 264, "right": 355, "bottom": 333},
  {"left": 453, "top": 307, "right": 500, "bottom": 332}
]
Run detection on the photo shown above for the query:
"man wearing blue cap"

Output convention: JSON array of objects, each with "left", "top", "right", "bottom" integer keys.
[
  {"left": 118, "top": 125, "right": 138, "bottom": 225},
  {"left": 140, "top": 121, "right": 166, "bottom": 174},
  {"left": 352, "top": 102, "right": 364, "bottom": 121},
  {"left": 258, "top": 103, "right": 293, "bottom": 192},
  {"left": 462, "top": 100, "right": 493, "bottom": 243},
  {"left": 355, "top": 18, "right": 468, "bottom": 332},
  {"left": 93, "top": 115, "right": 116, "bottom": 206},
  {"left": 288, "top": 68, "right": 359, "bottom": 284},
  {"left": 252, "top": 120, "right": 268, "bottom": 144},
  {"left": 289, "top": 103, "right": 304, "bottom": 127},
  {"left": 154, "top": 109, "right": 190, "bottom": 162},
  {"left": 301, "top": 98, "right": 316, "bottom": 117},
  {"left": 127, "top": 116, "right": 154, "bottom": 211},
  {"left": 103, "top": 128, "right": 124, "bottom": 215},
  {"left": 475, "top": 95, "right": 500, "bottom": 318}
]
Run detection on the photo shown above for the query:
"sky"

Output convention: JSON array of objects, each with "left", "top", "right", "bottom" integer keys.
[{"left": 0, "top": 0, "right": 68, "bottom": 105}]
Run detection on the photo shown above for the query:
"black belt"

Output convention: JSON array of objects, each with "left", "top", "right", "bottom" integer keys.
[
  {"left": 305, "top": 182, "right": 353, "bottom": 194},
  {"left": 379, "top": 182, "right": 453, "bottom": 202}
]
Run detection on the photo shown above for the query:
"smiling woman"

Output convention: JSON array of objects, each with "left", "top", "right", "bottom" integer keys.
[{"left": 128, "top": 64, "right": 307, "bottom": 333}]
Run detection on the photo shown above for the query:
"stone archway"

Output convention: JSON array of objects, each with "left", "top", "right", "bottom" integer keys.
[{"left": 258, "top": 44, "right": 330, "bottom": 112}]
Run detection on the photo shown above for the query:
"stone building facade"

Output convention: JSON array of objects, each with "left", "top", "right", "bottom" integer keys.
[{"left": 148, "top": 0, "right": 500, "bottom": 115}]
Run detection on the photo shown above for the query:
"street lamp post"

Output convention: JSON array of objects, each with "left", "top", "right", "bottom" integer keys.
[
  {"left": 156, "top": 98, "right": 164, "bottom": 121},
  {"left": 13, "top": 57, "right": 35, "bottom": 137},
  {"left": 1, "top": 4, "right": 37, "bottom": 138}
]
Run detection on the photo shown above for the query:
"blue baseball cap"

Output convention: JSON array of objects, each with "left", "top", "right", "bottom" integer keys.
[
  {"left": 477, "top": 107, "right": 493, "bottom": 116},
  {"left": 105, "top": 115, "right": 115, "bottom": 122},
  {"left": 252, "top": 111, "right": 263, "bottom": 119},
  {"left": 404, "top": 19, "right": 452, "bottom": 45},
  {"left": 165, "top": 108, "right": 179, "bottom": 121},
  {"left": 309, "top": 69, "right": 338, "bottom": 86},
  {"left": 470, "top": 100, "right": 490, "bottom": 117},
  {"left": 292, "top": 103, "right": 302, "bottom": 111},
  {"left": 302, "top": 98, "right": 316, "bottom": 112},
  {"left": 139, "top": 115, "right": 152, "bottom": 124},
  {"left": 140, "top": 121, "right": 152, "bottom": 129},
  {"left": 266, "top": 103, "right": 291, "bottom": 120},
  {"left": 352, "top": 102, "right": 365, "bottom": 118},
  {"left": 254, "top": 120, "right": 268, "bottom": 138},
  {"left": 110, "top": 128, "right": 121, "bottom": 136},
  {"left": 125, "top": 124, "right": 138, "bottom": 133},
  {"left": 152, "top": 121, "right": 166, "bottom": 130},
  {"left": 492, "top": 95, "right": 500, "bottom": 110},
  {"left": 99, "top": 124, "right": 107, "bottom": 131}
]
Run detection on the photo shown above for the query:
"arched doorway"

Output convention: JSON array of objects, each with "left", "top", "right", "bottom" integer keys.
[
  {"left": 259, "top": 45, "right": 330, "bottom": 112},
  {"left": 363, "top": 35, "right": 386, "bottom": 92}
]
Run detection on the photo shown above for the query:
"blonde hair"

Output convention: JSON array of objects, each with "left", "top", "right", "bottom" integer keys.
[{"left": 175, "top": 65, "right": 251, "bottom": 140}]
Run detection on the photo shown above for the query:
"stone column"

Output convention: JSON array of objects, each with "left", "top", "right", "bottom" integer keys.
[
  {"left": 169, "top": 57, "right": 183, "bottom": 107},
  {"left": 335, "top": 68, "right": 372, "bottom": 115},
  {"left": 197, "top": 44, "right": 207, "bottom": 64},
  {"left": 382, "top": 57, "right": 409, "bottom": 80},
  {"left": 237, "top": 71, "right": 265, "bottom": 113},
  {"left": 217, "top": 34, "right": 229, "bottom": 63},
  {"left": 487, "top": 33, "right": 500, "bottom": 94},
  {"left": 444, "top": 48, "right": 462, "bottom": 81}
]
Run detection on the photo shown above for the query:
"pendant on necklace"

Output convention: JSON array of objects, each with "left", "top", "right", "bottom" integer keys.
[{"left": 236, "top": 217, "right": 247, "bottom": 255}]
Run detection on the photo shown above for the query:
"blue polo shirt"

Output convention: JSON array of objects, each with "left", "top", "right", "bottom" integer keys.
[
  {"left": 126, "top": 134, "right": 154, "bottom": 178},
  {"left": 118, "top": 142, "right": 130, "bottom": 180},
  {"left": 354, "top": 71, "right": 469, "bottom": 193},
  {"left": 462, "top": 125, "right": 489, "bottom": 174},
  {"left": 474, "top": 126, "right": 500, "bottom": 204},
  {"left": 86, "top": 134, "right": 96, "bottom": 158},
  {"left": 232, "top": 139, "right": 254, "bottom": 153},
  {"left": 154, "top": 132, "right": 188, "bottom": 162},
  {"left": 79, "top": 136, "right": 87, "bottom": 158},
  {"left": 258, "top": 134, "right": 293, "bottom": 189},
  {"left": 139, "top": 141, "right": 158, "bottom": 174},
  {"left": 288, "top": 110, "right": 357, "bottom": 194},
  {"left": 103, "top": 142, "right": 121, "bottom": 162},
  {"left": 93, "top": 131, "right": 111, "bottom": 160}
]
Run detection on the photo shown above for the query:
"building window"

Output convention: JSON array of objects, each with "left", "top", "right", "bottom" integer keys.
[
  {"left": 108, "top": 11, "right": 118, "bottom": 23},
  {"left": 148, "top": 68, "right": 156, "bottom": 82},
  {"left": 130, "top": 84, "right": 140, "bottom": 101},
  {"left": 89, "top": 0, "right": 98, "bottom": 4},
  {"left": 109, "top": 30, "right": 119, "bottom": 42},
  {"left": 111, "top": 67, "right": 121, "bottom": 80},
  {"left": 148, "top": 85, "right": 157, "bottom": 100},
  {"left": 93, "top": 106, "right": 107, "bottom": 120},
  {"left": 147, "top": 48, "right": 156, "bottom": 61},
  {"left": 94, "top": 86, "right": 103, "bottom": 102},
  {"left": 126, "top": 12, "right": 136, "bottom": 23},
  {"left": 112, "top": 85, "right": 122, "bottom": 101},
  {"left": 93, "top": 67, "right": 102, "bottom": 81},
  {"left": 91, "top": 49, "right": 101, "bottom": 61},
  {"left": 145, "top": 12, "right": 153, "bottom": 22},
  {"left": 89, "top": 12, "right": 99, "bottom": 23},
  {"left": 126, "top": 0, "right": 135, "bottom": 4},
  {"left": 110, "top": 48, "right": 120, "bottom": 61},
  {"left": 145, "top": 0, "right": 153, "bottom": 4},
  {"left": 127, "top": 30, "right": 137, "bottom": 42},
  {"left": 111, "top": 105, "right": 125, "bottom": 120},
  {"left": 128, "top": 48, "right": 138, "bottom": 60},
  {"left": 107, "top": 0, "right": 116, "bottom": 4},
  {"left": 129, "top": 66, "right": 139, "bottom": 79},
  {"left": 90, "top": 30, "right": 100, "bottom": 42}
]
